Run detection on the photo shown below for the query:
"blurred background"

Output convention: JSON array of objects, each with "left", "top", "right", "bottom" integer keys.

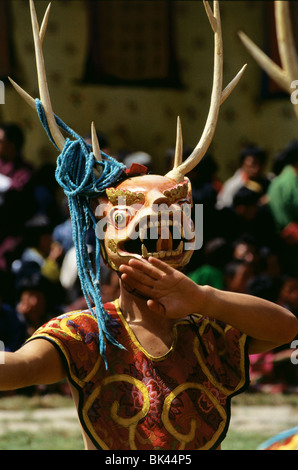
[
  {"left": 1, "top": 1, "right": 298, "bottom": 178},
  {"left": 0, "top": 0, "right": 298, "bottom": 450}
]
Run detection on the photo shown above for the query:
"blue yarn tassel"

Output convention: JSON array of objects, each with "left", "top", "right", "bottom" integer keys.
[{"left": 35, "top": 99, "right": 126, "bottom": 368}]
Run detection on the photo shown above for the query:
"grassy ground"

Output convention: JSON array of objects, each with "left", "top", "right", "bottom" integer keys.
[{"left": 0, "top": 392, "right": 297, "bottom": 450}]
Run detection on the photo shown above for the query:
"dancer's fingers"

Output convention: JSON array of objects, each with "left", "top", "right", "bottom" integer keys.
[{"left": 120, "top": 272, "right": 154, "bottom": 297}]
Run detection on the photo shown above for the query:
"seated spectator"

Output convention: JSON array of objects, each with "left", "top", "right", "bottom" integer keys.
[
  {"left": 52, "top": 205, "right": 74, "bottom": 254},
  {"left": 267, "top": 141, "right": 298, "bottom": 275},
  {"left": 188, "top": 153, "right": 222, "bottom": 244},
  {"left": 28, "top": 163, "right": 62, "bottom": 225},
  {"left": 216, "top": 145, "right": 270, "bottom": 210},
  {"left": 14, "top": 262, "right": 67, "bottom": 395},
  {"left": 246, "top": 274, "right": 282, "bottom": 303},
  {"left": 277, "top": 275, "right": 298, "bottom": 319},
  {"left": 0, "top": 123, "right": 36, "bottom": 270},
  {"left": 258, "top": 245, "right": 283, "bottom": 280},
  {"left": 15, "top": 261, "right": 62, "bottom": 337},
  {"left": 224, "top": 259, "right": 255, "bottom": 294},
  {"left": 248, "top": 272, "right": 298, "bottom": 393},
  {"left": 217, "top": 185, "right": 277, "bottom": 248},
  {"left": 0, "top": 270, "right": 26, "bottom": 352},
  {"left": 232, "top": 234, "right": 260, "bottom": 270},
  {"left": 15, "top": 214, "right": 63, "bottom": 284},
  {"left": 267, "top": 140, "right": 298, "bottom": 245}
]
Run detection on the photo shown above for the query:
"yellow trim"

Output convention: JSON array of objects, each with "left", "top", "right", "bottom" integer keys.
[
  {"left": 29, "top": 312, "right": 102, "bottom": 387},
  {"left": 29, "top": 334, "right": 86, "bottom": 388},
  {"left": 114, "top": 299, "right": 178, "bottom": 362},
  {"left": 59, "top": 314, "right": 93, "bottom": 341}
]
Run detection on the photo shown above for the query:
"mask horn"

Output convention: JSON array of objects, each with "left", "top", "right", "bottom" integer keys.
[
  {"left": 166, "top": 0, "right": 246, "bottom": 183},
  {"left": 91, "top": 122, "right": 102, "bottom": 162},
  {"left": 172, "top": 116, "right": 183, "bottom": 171},
  {"left": 91, "top": 122, "right": 104, "bottom": 178}
]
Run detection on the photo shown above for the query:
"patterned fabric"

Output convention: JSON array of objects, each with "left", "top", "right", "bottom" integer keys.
[
  {"left": 28, "top": 300, "right": 250, "bottom": 450},
  {"left": 258, "top": 427, "right": 298, "bottom": 450}
]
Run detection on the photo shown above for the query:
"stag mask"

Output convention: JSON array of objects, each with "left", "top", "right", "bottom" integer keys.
[
  {"left": 9, "top": 0, "right": 246, "bottom": 360},
  {"left": 93, "top": 172, "right": 194, "bottom": 272}
]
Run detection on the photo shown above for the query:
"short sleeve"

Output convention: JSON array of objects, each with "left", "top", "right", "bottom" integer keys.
[
  {"left": 192, "top": 315, "right": 250, "bottom": 396},
  {"left": 27, "top": 311, "right": 102, "bottom": 388}
]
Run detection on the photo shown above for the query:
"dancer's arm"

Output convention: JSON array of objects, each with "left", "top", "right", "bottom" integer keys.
[
  {"left": 0, "top": 339, "right": 66, "bottom": 391},
  {"left": 119, "top": 257, "right": 298, "bottom": 354}
]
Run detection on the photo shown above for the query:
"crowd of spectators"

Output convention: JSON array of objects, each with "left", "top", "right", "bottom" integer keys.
[
  {"left": 0, "top": 122, "right": 297, "bottom": 395},
  {"left": 185, "top": 142, "right": 298, "bottom": 393}
]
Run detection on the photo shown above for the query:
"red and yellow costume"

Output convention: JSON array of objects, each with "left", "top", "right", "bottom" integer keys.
[{"left": 27, "top": 300, "right": 249, "bottom": 450}]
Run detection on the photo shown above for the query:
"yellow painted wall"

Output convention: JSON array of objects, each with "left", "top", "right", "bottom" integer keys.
[{"left": 2, "top": 1, "right": 298, "bottom": 180}]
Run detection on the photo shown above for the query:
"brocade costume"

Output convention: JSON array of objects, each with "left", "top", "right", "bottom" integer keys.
[{"left": 27, "top": 300, "right": 249, "bottom": 450}]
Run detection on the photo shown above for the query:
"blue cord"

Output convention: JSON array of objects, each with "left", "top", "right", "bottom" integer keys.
[{"left": 35, "top": 99, "right": 126, "bottom": 368}]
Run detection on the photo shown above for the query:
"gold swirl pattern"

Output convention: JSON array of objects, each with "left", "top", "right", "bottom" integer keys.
[
  {"left": 83, "top": 374, "right": 150, "bottom": 450},
  {"left": 161, "top": 382, "right": 227, "bottom": 450}
]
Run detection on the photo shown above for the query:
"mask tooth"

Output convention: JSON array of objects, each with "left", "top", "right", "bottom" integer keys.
[
  {"left": 181, "top": 225, "right": 185, "bottom": 239},
  {"left": 141, "top": 244, "right": 148, "bottom": 258},
  {"left": 177, "top": 241, "right": 184, "bottom": 254},
  {"left": 156, "top": 227, "right": 172, "bottom": 253}
]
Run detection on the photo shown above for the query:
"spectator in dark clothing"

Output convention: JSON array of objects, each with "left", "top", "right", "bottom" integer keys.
[
  {"left": 0, "top": 123, "right": 36, "bottom": 271},
  {"left": 216, "top": 145, "right": 270, "bottom": 210},
  {"left": 15, "top": 261, "right": 62, "bottom": 337},
  {"left": 0, "top": 270, "right": 26, "bottom": 352},
  {"left": 217, "top": 185, "right": 277, "bottom": 249}
]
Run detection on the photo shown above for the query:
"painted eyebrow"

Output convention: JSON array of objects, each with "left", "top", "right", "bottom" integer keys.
[
  {"left": 163, "top": 182, "right": 189, "bottom": 203},
  {"left": 105, "top": 188, "right": 145, "bottom": 206}
]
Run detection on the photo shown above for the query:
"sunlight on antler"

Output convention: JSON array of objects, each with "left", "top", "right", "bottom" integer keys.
[
  {"left": 239, "top": 1, "right": 298, "bottom": 119},
  {"left": 172, "top": 117, "right": 183, "bottom": 170},
  {"left": 166, "top": 1, "right": 246, "bottom": 183},
  {"left": 29, "top": 0, "right": 66, "bottom": 150}
]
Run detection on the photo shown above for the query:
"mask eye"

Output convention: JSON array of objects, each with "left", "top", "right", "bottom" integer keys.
[{"left": 111, "top": 208, "right": 132, "bottom": 228}]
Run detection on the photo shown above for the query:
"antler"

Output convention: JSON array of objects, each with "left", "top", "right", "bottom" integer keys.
[
  {"left": 166, "top": 1, "right": 246, "bottom": 183},
  {"left": 238, "top": 1, "right": 298, "bottom": 119},
  {"left": 9, "top": 0, "right": 65, "bottom": 151},
  {"left": 9, "top": 0, "right": 105, "bottom": 164}
]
